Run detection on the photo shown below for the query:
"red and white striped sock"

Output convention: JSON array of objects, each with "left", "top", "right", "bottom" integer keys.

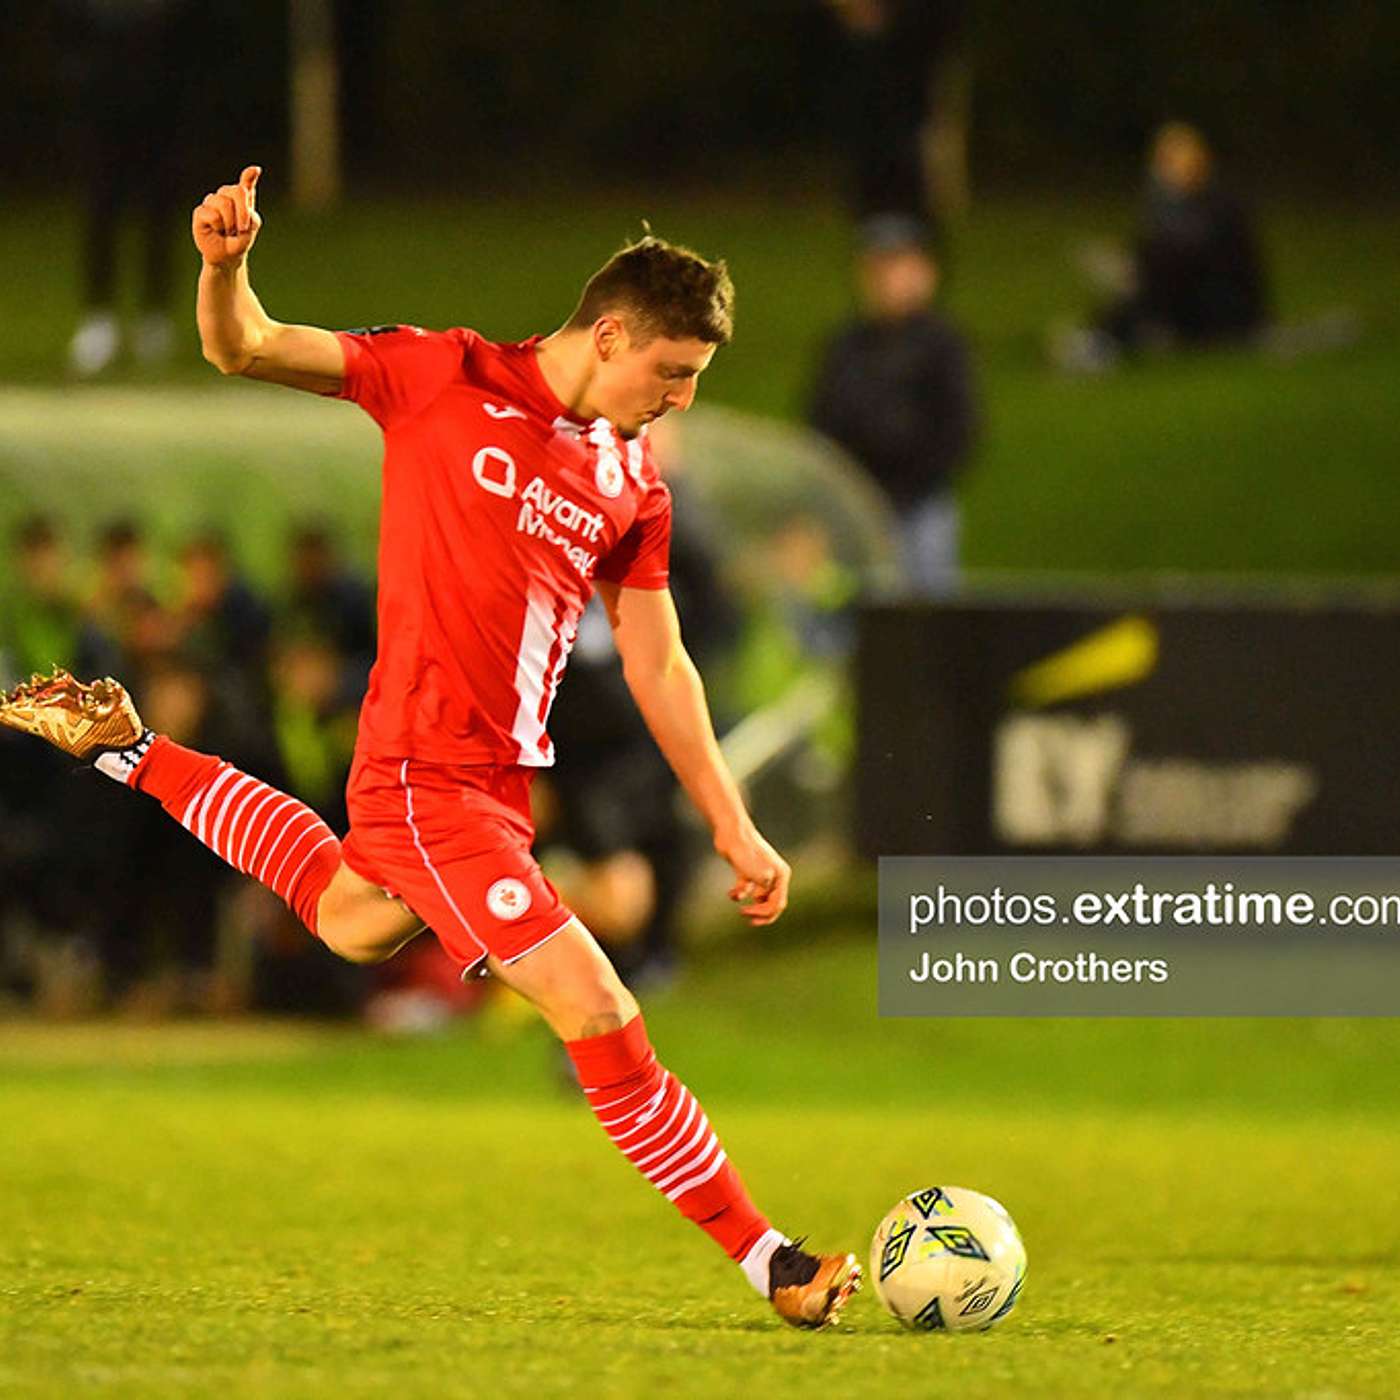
[
  {"left": 566, "top": 1014, "right": 778, "bottom": 1288},
  {"left": 97, "top": 734, "right": 341, "bottom": 935}
]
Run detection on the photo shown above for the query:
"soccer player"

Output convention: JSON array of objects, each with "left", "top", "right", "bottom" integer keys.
[{"left": 1, "top": 166, "right": 860, "bottom": 1327}]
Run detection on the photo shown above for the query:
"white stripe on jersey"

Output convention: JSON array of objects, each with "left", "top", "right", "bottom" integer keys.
[{"left": 510, "top": 586, "right": 579, "bottom": 766}]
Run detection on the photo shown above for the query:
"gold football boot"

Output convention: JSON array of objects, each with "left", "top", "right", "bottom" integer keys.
[
  {"left": 0, "top": 669, "right": 144, "bottom": 760},
  {"left": 769, "top": 1241, "right": 862, "bottom": 1329}
]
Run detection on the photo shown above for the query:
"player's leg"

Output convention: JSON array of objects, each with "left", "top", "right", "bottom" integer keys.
[
  {"left": 488, "top": 919, "right": 860, "bottom": 1327},
  {"left": 486, "top": 915, "right": 637, "bottom": 1040},
  {"left": 306, "top": 754, "right": 861, "bottom": 1326},
  {"left": 0, "top": 671, "right": 420, "bottom": 965},
  {"left": 316, "top": 863, "right": 424, "bottom": 964},
  {"left": 111, "top": 711, "right": 423, "bottom": 962}
]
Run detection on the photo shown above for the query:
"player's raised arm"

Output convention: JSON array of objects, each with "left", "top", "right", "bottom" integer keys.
[
  {"left": 597, "top": 580, "right": 792, "bottom": 925},
  {"left": 193, "top": 166, "right": 345, "bottom": 394}
]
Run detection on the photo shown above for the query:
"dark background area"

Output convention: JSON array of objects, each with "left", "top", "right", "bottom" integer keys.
[{"left": 5, "top": 1, "right": 1398, "bottom": 197}]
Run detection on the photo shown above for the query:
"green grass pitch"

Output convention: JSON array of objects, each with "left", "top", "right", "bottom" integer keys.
[{"left": 4, "top": 918, "right": 1400, "bottom": 1397}]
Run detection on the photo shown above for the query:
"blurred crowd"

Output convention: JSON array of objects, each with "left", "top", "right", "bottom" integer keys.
[
  {"left": 0, "top": 501, "right": 778, "bottom": 1027},
  {"left": 0, "top": 514, "right": 379, "bottom": 1018}
]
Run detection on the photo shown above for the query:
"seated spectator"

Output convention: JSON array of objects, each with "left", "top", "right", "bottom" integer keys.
[
  {"left": 84, "top": 517, "right": 180, "bottom": 675},
  {"left": 808, "top": 216, "right": 979, "bottom": 597},
  {"left": 283, "top": 521, "right": 376, "bottom": 704},
  {"left": 2, "top": 515, "right": 113, "bottom": 684},
  {"left": 1, "top": 517, "right": 107, "bottom": 997},
  {"left": 87, "top": 656, "right": 231, "bottom": 1012},
  {"left": 249, "top": 631, "right": 369, "bottom": 1019},
  {"left": 174, "top": 528, "right": 273, "bottom": 717},
  {"left": 1058, "top": 123, "right": 1270, "bottom": 369},
  {"left": 270, "top": 631, "right": 358, "bottom": 832}
]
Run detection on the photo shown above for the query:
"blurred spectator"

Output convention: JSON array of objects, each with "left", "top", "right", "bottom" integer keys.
[
  {"left": 1, "top": 520, "right": 83, "bottom": 1000},
  {"left": 62, "top": 0, "right": 202, "bottom": 375},
  {"left": 247, "top": 631, "right": 368, "bottom": 1020},
  {"left": 540, "top": 467, "right": 739, "bottom": 988},
  {"left": 283, "top": 521, "right": 376, "bottom": 704},
  {"left": 270, "top": 631, "right": 358, "bottom": 833},
  {"left": 86, "top": 518, "right": 168, "bottom": 662},
  {"left": 807, "top": 217, "right": 979, "bottom": 597},
  {"left": 1056, "top": 123, "right": 1270, "bottom": 370},
  {"left": 174, "top": 528, "right": 273, "bottom": 716},
  {"left": 768, "top": 515, "right": 860, "bottom": 663},
  {"left": 83, "top": 654, "right": 265, "bottom": 1014},
  {"left": 1, "top": 515, "right": 112, "bottom": 684},
  {"left": 828, "top": 0, "right": 969, "bottom": 238},
  {"left": 728, "top": 513, "right": 858, "bottom": 815},
  {"left": 539, "top": 602, "right": 683, "bottom": 986},
  {"left": 3, "top": 515, "right": 366, "bottom": 1016}
]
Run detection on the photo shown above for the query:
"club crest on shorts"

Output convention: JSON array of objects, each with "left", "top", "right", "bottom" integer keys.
[
  {"left": 595, "top": 454, "right": 624, "bottom": 499},
  {"left": 486, "top": 877, "right": 532, "bottom": 921}
]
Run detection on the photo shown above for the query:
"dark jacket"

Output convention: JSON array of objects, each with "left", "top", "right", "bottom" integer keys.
[{"left": 808, "top": 311, "right": 978, "bottom": 509}]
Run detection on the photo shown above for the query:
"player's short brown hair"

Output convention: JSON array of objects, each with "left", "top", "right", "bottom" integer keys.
[{"left": 567, "top": 235, "right": 734, "bottom": 345}]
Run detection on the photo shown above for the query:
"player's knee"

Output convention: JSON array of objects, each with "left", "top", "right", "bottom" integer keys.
[
  {"left": 318, "top": 909, "right": 396, "bottom": 965},
  {"left": 572, "top": 980, "right": 640, "bottom": 1039}
]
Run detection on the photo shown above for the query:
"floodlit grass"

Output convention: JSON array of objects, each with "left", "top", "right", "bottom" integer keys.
[{"left": 4, "top": 927, "right": 1400, "bottom": 1397}]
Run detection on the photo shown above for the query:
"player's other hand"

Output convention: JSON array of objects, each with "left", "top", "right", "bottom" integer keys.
[
  {"left": 717, "top": 822, "right": 791, "bottom": 926},
  {"left": 193, "top": 166, "right": 263, "bottom": 267}
]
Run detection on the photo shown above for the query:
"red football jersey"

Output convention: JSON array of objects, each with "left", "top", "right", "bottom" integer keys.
[{"left": 333, "top": 326, "right": 672, "bottom": 767}]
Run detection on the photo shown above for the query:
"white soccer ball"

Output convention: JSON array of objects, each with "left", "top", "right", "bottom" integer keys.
[{"left": 870, "top": 1186, "right": 1027, "bottom": 1332}]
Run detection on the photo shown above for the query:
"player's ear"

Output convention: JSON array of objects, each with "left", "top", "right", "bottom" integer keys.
[{"left": 593, "top": 316, "right": 625, "bottom": 361}]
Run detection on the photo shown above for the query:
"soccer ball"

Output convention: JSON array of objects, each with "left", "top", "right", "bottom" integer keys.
[{"left": 870, "top": 1186, "right": 1026, "bottom": 1332}]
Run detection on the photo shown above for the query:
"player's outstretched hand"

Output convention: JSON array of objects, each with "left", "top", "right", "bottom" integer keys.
[
  {"left": 717, "top": 823, "right": 791, "bottom": 926},
  {"left": 193, "top": 166, "right": 262, "bottom": 267}
]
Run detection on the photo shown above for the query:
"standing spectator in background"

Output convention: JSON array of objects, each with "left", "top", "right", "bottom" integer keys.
[
  {"left": 62, "top": 0, "right": 201, "bottom": 375},
  {"left": 542, "top": 486, "right": 739, "bottom": 989},
  {"left": 828, "top": 0, "right": 969, "bottom": 239},
  {"left": 1057, "top": 123, "right": 1270, "bottom": 370},
  {"left": 807, "top": 217, "right": 979, "bottom": 597}
]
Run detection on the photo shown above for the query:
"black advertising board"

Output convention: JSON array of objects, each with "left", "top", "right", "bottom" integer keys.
[{"left": 856, "top": 600, "right": 1400, "bottom": 856}]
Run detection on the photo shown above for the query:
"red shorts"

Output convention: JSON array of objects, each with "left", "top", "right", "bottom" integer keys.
[{"left": 341, "top": 752, "right": 574, "bottom": 974}]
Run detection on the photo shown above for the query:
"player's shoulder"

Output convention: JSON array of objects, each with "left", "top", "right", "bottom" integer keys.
[
  {"left": 343, "top": 322, "right": 474, "bottom": 342},
  {"left": 340, "top": 323, "right": 481, "bottom": 368}
]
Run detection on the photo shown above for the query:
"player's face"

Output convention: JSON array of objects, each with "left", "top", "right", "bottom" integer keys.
[{"left": 596, "top": 324, "right": 716, "bottom": 438}]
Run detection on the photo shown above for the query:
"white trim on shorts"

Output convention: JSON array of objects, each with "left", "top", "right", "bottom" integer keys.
[{"left": 398, "top": 759, "right": 489, "bottom": 972}]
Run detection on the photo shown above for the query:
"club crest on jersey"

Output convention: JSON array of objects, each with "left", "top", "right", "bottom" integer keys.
[
  {"left": 595, "top": 454, "right": 624, "bottom": 499},
  {"left": 486, "top": 878, "right": 532, "bottom": 921}
]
